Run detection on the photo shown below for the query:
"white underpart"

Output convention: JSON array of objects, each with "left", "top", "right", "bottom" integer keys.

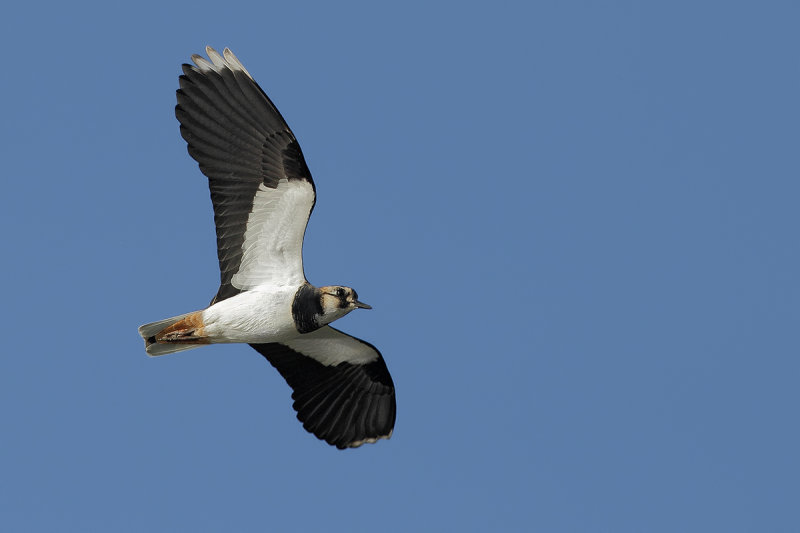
[
  {"left": 285, "top": 327, "right": 380, "bottom": 366},
  {"left": 232, "top": 179, "right": 314, "bottom": 290},
  {"left": 202, "top": 286, "right": 299, "bottom": 343},
  {"left": 191, "top": 46, "right": 255, "bottom": 80}
]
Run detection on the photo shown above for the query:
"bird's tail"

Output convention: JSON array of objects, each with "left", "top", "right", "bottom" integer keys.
[{"left": 138, "top": 311, "right": 208, "bottom": 356}]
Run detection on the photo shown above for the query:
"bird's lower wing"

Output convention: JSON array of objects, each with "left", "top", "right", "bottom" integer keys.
[{"left": 250, "top": 326, "right": 396, "bottom": 449}]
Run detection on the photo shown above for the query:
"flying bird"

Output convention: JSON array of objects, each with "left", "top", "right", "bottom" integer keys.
[{"left": 138, "top": 46, "right": 395, "bottom": 449}]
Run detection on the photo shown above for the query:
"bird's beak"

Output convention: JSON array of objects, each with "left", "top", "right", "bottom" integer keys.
[{"left": 354, "top": 300, "right": 372, "bottom": 310}]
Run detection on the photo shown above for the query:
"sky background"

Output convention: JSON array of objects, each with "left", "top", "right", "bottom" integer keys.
[{"left": 2, "top": 1, "right": 799, "bottom": 531}]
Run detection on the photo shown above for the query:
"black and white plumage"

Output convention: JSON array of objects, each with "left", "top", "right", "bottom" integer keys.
[{"left": 138, "top": 46, "right": 395, "bottom": 449}]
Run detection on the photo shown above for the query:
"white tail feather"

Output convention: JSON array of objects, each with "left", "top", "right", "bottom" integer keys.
[
  {"left": 138, "top": 312, "right": 205, "bottom": 357},
  {"left": 145, "top": 342, "right": 201, "bottom": 356}
]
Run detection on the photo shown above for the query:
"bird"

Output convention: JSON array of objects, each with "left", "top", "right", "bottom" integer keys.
[{"left": 138, "top": 46, "right": 395, "bottom": 449}]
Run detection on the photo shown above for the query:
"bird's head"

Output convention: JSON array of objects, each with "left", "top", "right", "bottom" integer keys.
[{"left": 318, "top": 285, "right": 371, "bottom": 324}]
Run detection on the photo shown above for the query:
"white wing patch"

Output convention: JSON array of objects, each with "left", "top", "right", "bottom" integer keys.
[
  {"left": 284, "top": 327, "right": 380, "bottom": 366},
  {"left": 191, "top": 46, "right": 255, "bottom": 80},
  {"left": 231, "top": 178, "right": 314, "bottom": 290}
]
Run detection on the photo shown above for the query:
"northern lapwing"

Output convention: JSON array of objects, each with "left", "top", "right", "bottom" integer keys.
[{"left": 138, "top": 47, "right": 395, "bottom": 449}]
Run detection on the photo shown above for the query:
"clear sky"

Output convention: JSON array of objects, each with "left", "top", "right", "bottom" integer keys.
[{"left": 2, "top": 1, "right": 798, "bottom": 531}]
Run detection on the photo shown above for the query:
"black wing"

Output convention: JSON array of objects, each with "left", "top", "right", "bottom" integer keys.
[
  {"left": 175, "top": 46, "right": 316, "bottom": 304},
  {"left": 251, "top": 326, "right": 396, "bottom": 449}
]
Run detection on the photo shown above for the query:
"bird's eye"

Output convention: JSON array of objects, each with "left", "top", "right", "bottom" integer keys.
[{"left": 336, "top": 288, "right": 345, "bottom": 298}]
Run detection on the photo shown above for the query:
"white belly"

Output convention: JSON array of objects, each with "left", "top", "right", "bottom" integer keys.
[{"left": 200, "top": 286, "right": 299, "bottom": 343}]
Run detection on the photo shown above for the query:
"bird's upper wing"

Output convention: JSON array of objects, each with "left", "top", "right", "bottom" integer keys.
[
  {"left": 175, "top": 47, "right": 316, "bottom": 304},
  {"left": 250, "top": 326, "right": 396, "bottom": 449}
]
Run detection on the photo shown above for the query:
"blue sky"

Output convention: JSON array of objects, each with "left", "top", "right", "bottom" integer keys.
[{"left": 2, "top": 1, "right": 799, "bottom": 531}]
